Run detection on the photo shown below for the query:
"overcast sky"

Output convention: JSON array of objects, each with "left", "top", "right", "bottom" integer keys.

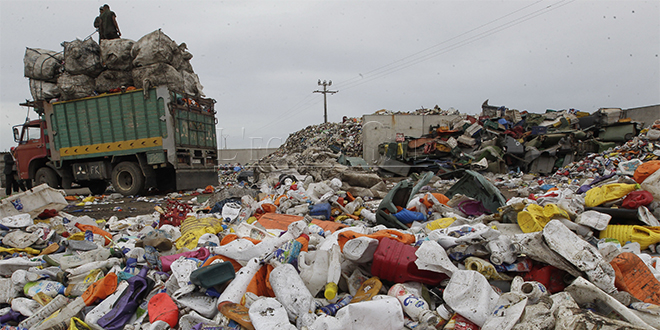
[{"left": 1, "top": 0, "right": 658, "bottom": 152}]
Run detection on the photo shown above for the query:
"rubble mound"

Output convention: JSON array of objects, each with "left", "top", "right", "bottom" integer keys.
[{"left": 267, "top": 118, "right": 363, "bottom": 159}]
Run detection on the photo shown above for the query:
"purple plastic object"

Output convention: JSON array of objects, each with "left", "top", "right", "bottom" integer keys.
[
  {"left": 0, "top": 309, "right": 24, "bottom": 324},
  {"left": 160, "top": 247, "right": 210, "bottom": 272},
  {"left": 457, "top": 199, "right": 489, "bottom": 216},
  {"left": 577, "top": 185, "right": 592, "bottom": 194},
  {"left": 97, "top": 267, "right": 151, "bottom": 330}
]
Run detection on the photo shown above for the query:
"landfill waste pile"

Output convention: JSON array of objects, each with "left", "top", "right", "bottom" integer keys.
[
  {"left": 265, "top": 118, "right": 363, "bottom": 159},
  {"left": 1, "top": 119, "right": 660, "bottom": 330},
  {"left": 377, "top": 100, "right": 652, "bottom": 177},
  {"left": 24, "top": 28, "right": 204, "bottom": 102}
]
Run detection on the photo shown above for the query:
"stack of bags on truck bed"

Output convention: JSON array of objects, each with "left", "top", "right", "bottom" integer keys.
[{"left": 24, "top": 29, "right": 204, "bottom": 102}]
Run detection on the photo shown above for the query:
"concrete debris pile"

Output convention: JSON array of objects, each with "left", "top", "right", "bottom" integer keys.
[
  {"left": 1, "top": 151, "right": 660, "bottom": 329},
  {"left": 266, "top": 118, "right": 363, "bottom": 159},
  {"left": 377, "top": 100, "right": 653, "bottom": 177},
  {"left": 24, "top": 29, "right": 204, "bottom": 102}
]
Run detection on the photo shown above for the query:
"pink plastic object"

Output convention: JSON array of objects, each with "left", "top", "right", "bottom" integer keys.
[
  {"left": 371, "top": 238, "right": 447, "bottom": 286},
  {"left": 160, "top": 247, "right": 210, "bottom": 272}
]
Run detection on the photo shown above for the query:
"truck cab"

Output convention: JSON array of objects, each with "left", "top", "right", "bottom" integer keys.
[{"left": 12, "top": 118, "right": 51, "bottom": 188}]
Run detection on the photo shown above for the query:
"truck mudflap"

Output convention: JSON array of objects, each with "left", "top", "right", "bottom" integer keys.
[{"left": 175, "top": 169, "right": 218, "bottom": 191}]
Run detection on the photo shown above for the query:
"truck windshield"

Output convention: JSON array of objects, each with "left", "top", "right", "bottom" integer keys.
[{"left": 21, "top": 126, "right": 41, "bottom": 143}]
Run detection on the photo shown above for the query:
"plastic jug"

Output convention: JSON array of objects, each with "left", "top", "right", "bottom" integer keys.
[
  {"left": 189, "top": 261, "right": 236, "bottom": 288},
  {"left": 334, "top": 296, "right": 404, "bottom": 330},
  {"left": 576, "top": 210, "right": 611, "bottom": 230},
  {"left": 517, "top": 204, "right": 549, "bottom": 233},
  {"left": 350, "top": 276, "right": 382, "bottom": 303},
  {"left": 269, "top": 263, "right": 317, "bottom": 328},
  {"left": 371, "top": 237, "right": 447, "bottom": 286},
  {"left": 641, "top": 167, "right": 660, "bottom": 200},
  {"left": 425, "top": 217, "right": 456, "bottom": 231},
  {"left": 600, "top": 225, "right": 660, "bottom": 250},
  {"left": 585, "top": 183, "right": 639, "bottom": 207},
  {"left": 298, "top": 250, "right": 330, "bottom": 296},
  {"left": 342, "top": 236, "right": 379, "bottom": 263},
  {"left": 248, "top": 297, "right": 296, "bottom": 330}
]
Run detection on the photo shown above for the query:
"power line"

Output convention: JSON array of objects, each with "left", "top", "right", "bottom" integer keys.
[
  {"left": 337, "top": 0, "right": 574, "bottom": 92},
  {"left": 313, "top": 80, "right": 338, "bottom": 123}
]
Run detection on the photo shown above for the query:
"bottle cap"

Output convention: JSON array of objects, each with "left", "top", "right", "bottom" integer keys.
[
  {"left": 324, "top": 282, "right": 338, "bottom": 300},
  {"left": 419, "top": 310, "right": 439, "bottom": 326},
  {"left": 436, "top": 304, "right": 453, "bottom": 320}
]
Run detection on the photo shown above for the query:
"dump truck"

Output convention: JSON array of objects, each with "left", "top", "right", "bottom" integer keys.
[{"left": 12, "top": 87, "right": 218, "bottom": 195}]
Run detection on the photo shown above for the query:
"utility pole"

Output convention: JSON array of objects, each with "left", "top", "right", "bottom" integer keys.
[{"left": 313, "top": 80, "right": 338, "bottom": 123}]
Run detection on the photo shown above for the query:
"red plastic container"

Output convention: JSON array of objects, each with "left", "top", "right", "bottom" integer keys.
[
  {"left": 371, "top": 238, "right": 447, "bottom": 286},
  {"left": 523, "top": 264, "right": 567, "bottom": 293}
]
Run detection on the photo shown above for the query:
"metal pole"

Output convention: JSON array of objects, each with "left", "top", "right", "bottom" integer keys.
[{"left": 313, "top": 80, "right": 338, "bottom": 124}]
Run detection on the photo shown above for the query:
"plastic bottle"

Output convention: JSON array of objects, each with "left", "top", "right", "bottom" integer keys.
[
  {"left": 334, "top": 295, "right": 404, "bottom": 330},
  {"left": 576, "top": 210, "right": 611, "bottom": 230},
  {"left": 585, "top": 183, "right": 639, "bottom": 207},
  {"left": 342, "top": 236, "right": 379, "bottom": 263},
  {"left": 24, "top": 280, "right": 65, "bottom": 298},
  {"left": 271, "top": 234, "right": 310, "bottom": 265},
  {"left": 388, "top": 283, "right": 438, "bottom": 326},
  {"left": 218, "top": 258, "right": 262, "bottom": 304},
  {"left": 32, "top": 296, "right": 86, "bottom": 330},
  {"left": 316, "top": 294, "right": 353, "bottom": 316},
  {"left": 486, "top": 235, "right": 518, "bottom": 265},
  {"left": 325, "top": 244, "right": 342, "bottom": 301},
  {"left": 350, "top": 276, "right": 382, "bottom": 303},
  {"left": 65, "top": 257, "right": 122, "bottom": 277},
  {"left": 600, "top": 225, "right": 660, "bottom": 250},
  {"left": 218, "top": 301, "right": 255, "bottom": 330},
  {"left": 269, "top": 263, "right": 317, "bottom": 328},
  {"left": 298, "top": 250, "right": 330, "bottom": 296},
  {"left": 248, "top": 297, "right": 296, "bottom": 330},
  {"left": 18, "top": 294, "right": 69, "bottom": 329},
  {"left": 359, "top": 208, "right": 376, "bottom": 223}
]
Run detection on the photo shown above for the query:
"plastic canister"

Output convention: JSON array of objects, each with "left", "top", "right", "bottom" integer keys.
[
  {"left": 189, "top": 261, "right": 236, "bottom": 288},
  {"left": 298, "top": 250, "right": 330, "bottom": 296},
  {"left": 599, "top": 225, "right": 660, "bottom": 250},
  {"left": 148, "top": 292, "right": 179, "bottom": 328},
  {"left": 388, "top": 283, "right": 438, "bottom": 326},
  {"left": 585, "top": 183, "right": 639, "bottom": 207},
  {"left": 443, "top": 270, "right": 499, "bottom": 327},
  {"left": 248, "top": 297, "right": 296, "bottom": 330},
  {"left": 517, "top": 204, "right": 549, "bottom": 233},
  {"left": 269, "top": 263, "right": 317, "bottom": 327},
  {"left": 310, "top": 203, "right": 332, "bottom": 220},
  {"left": 335, "top": 295, "right": 405, "bottom": 330},
  {"left": 350, "top": 276, "right": 382, "bottom": 303},
  {"left": 343, "top": 236, "right": 378, "bottom": 264},
  {"left": 576, "top": 210, "right": 611, "bottom": 231},
  {"left": 24, "top": 280, "right": 65, "bottom": 298},
  {"left": 371, "top": 237, "right": 447, "bottom": 286},
  {"left": 641, "top": 168, "right": 660, "bottom": 200},
  {"left": 426, "top": 217, "right": 456, "bottom": 231},
  {"left": 218, "top": 258, "right": 262, "bottom": 304}
]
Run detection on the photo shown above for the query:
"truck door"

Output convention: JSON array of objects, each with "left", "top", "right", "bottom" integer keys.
[{"left": 14, "top": 121, "right": 48, "bottom": 180}]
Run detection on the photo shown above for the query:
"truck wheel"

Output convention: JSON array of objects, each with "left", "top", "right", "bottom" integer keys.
[
  {"left": 111, "top": 162, "right": 145, "bottom": 196},
  {"left": 35, "top": 167, "right": 59, "bottom": 188},
  {"left": 87, "top": 180, "right": 108, "bottom": 195}
]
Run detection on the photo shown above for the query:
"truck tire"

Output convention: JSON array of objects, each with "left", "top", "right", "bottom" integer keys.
[
  {"left": 87, "top": 180, "right": 108, "bottom": 195},
  {"left": 111, "top": 162, "right": 145, "bottom": 196},
  {"left": 35, "top": 167, "right": 59, "bottom": 188}
]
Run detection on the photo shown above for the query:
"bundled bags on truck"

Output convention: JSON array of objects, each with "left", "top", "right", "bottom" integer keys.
[
  {"left": 131, "top": 29, "right": 185, "bottom": 68},
  {"left": 182, "top": 70, "right": 204, "bottom": 97},
  {"left": 23, "top": 48, "right": 63, "bottom": 82},
  {"left": 62, "top": 38, "right": 104, "bottom": 78},
  {"left": 100, "top": 38, "right": 135, "bottom": 71},
  {"left": 132, "top": 62, "right": 184, "bottom": 92},
  {"left": 95, "top": 70, "right": 134, "bottom": 93},
  {"left": 57, "top": 72, "right": 95, "bottom": 100},
  {"left": 29, "top": 79, "right": 60, "bottom": 101}
]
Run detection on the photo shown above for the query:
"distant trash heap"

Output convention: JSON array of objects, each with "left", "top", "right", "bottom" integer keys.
[{"left": 24, "top": 29, "right": 204, "bottom": 102}]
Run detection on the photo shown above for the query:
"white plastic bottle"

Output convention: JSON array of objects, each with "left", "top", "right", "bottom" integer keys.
[
  {"left": 248, "top": 298, "right": 296, "bottom": 330},
  {"left": 218, "top": 258, "right": 262, "bottom": 304},
  {"left": 18, "top": 294, "right": 69, "bottom": 329},
  {"left": 32, "top": 296, "right": 86, "bottom": 330},
  {"left": 324, "top": 244, "right": 342, "bottom": 301},
  {"left": 342, "top": 236, "right": 378, "bottom": 263},
  {"left": 65, "top": 257, "right": 122, "bottom": 276},
  {"left": 269, "top": 263, "right": 317, "bottom": 328},
  {"left": 388, "top": 283, "right": 438, "bottom": 326}
]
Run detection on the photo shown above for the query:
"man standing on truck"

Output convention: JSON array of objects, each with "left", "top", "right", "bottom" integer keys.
[
  {"left": 98, "top": 4, "right": 121, "bottom": 40},
  {"left": 94, "top": 6, "right": 104, "bottom": 43}
]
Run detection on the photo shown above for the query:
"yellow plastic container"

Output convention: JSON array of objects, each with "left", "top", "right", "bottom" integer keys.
[
  {"left": 464, "top": 257, "right": 511, "bottom": 281},
  {"left": 585, "top": 183, "right": 639, "bottom": 207},
  {"left": 599, "top": 225, "right": 660, "bottom": 250},
  {"left": 426, "top": 217, "right": 456, "bottom": 231},
  {"left": 517, "top": 204, "right": 550, "bottom": 233},
  {"left": 543, "top": 204, "right": 570, "bottom": 219}
]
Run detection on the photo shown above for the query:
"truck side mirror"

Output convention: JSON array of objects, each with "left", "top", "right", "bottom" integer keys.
[{"left": 13, "top": 127, "right": 19, "bottom": 142}]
